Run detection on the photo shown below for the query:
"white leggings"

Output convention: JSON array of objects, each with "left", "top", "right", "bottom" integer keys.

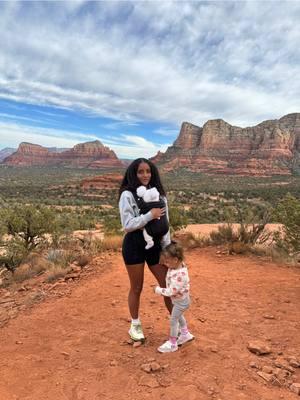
[{"left": 170, "top": 296, "right": 190, "bottom": 337}]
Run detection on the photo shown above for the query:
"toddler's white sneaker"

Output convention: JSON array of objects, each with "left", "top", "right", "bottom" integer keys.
[
  {"left": 177, "top": 332, "right": 194, "bottom": 346},
  {"left": 157, "top": 340, "right": 178, "bottom": 353}
]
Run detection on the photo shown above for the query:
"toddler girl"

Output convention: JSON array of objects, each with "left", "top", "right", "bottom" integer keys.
[{"left": 154, "top": 241, "right": 194, "bottom": 353}]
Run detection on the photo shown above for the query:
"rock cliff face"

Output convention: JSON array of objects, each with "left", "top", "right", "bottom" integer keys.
[
  {"left": 151, "top": 113, "right": 300, "bottom": 175},
  {"left": 2, "top": 140, "right": 123, "bottom": 168}
]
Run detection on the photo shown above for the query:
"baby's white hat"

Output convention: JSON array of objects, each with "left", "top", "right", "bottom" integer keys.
[{"left": 137, "top": 185, "right": 147, "bottom": 197}]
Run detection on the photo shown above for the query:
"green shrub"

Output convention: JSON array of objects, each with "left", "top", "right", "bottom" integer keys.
[
  {"left": 273, "top": 193, "right": 300, "bottom": 254},
  {"left": 210, "top": 224, "right": 237, "bottom": 245},
  {"left": 0, "top": 238, "right": 29, "bottom": 273},
  {"left": 169, "top": 206, "right": 188, "bottom": 231},
  {"left": 102, "top": 214, "right": 122, "bottom": 235}
]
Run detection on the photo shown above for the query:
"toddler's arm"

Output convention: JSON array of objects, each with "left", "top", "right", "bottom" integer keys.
[
  {"left": 154, "top": 282, "right": 180, "bottom": 297},
  {"left": 155, "top": 269, "right": 189, "bottom": 297},
  {"left": 155, "top": 285, "right": 173, "bottom": 297}
]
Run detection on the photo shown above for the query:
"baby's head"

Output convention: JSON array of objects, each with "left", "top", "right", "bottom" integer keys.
[{"left": 160, "top": 241, "right": 184, "bottom": 269}]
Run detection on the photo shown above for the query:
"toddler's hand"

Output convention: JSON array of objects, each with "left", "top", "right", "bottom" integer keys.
[{"left": 154, "top": 286, "right": 161, "bottom": 295}]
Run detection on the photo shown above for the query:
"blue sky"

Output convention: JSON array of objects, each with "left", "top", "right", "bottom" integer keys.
[{"left": 0, "top": 1, "right": 299, "bottom": 159}]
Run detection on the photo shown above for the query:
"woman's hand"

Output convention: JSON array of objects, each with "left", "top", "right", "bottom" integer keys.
[{"left": 150, "top": 207, "right": 165, "bottom": 219}]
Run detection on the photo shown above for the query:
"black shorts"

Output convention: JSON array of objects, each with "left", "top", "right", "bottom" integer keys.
[{"left": 122, "top": 230, "right": 161, "bottom": 267}]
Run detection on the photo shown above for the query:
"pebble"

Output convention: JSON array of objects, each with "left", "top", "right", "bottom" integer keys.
[
  {"left": 274, "top": 357, "right": 295, "bottom": 372},
  {"left": 287, "top": 356, "right": 300, "bottom": 368},
  {"left": 146, "top": 358, "right": 156, "bottom": 362},
  {"left": 210, "top": 345, "right": 219, "bottom": 353},
  {"left": 263, "top": 314, "right": 275, "bottom": 319},
  {"left": 141, "top": 361, "right": 161, "bottom": 373},
  {"left": 262, "top": 365, "right": 273, "bottom": 374},
  {"left": 138, "top": 375, "right": 160, "bottom": 388},
  {"left": 257, "top": 371, "right": 274, "bottom": 383},
  {"left": 141, "top": 363, "right": 152, "bottom": 373},
  {"left": 150, "top": 362, "right": 161, "bottom": 372},
  {"left": 247, "top": 341, "right": 271, "bottom": 355},
  {"left": 290, "top": 383, "right": 300, "bottom": 395}
]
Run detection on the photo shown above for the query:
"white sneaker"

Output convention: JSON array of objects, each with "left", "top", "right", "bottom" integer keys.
[
  {"left": 128, "top": 323, "right": 145, "bottom": 341},
  {"left": 177, "top": 332, "right": 194, "bottom": 346},
  {"left": 158, "top": 340, "right": 178, "bottom": 353}
]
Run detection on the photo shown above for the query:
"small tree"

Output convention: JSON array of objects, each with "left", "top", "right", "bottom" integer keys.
[
  {"left": 0, "top": 205, "right": 62, "bottom": 272},
  {"left": 210, "top": 201, "right": 272, "bottom": 248},
  {"left": 0, "top": 205, "right": 57, "bottom": 251}
]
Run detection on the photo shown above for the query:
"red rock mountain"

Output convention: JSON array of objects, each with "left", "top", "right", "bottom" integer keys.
[
  {"left": 151, "top": 113, "right": 300, "bottom": 175},
  {"left": 2, "top": 140, "right": 123, "bottom": 168}
]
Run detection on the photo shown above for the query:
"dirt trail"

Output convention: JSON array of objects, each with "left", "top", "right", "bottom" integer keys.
[{"left": 0, "top": 248, "right": 299, "bottom": 400}]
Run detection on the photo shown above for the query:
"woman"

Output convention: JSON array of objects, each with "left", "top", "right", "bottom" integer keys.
[{"left": 119, "top": 158, "right": 172, "bottom": 342}]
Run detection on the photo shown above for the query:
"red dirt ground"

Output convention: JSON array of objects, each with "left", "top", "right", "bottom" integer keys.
[{"left": 0, "top": 248, "right": 299, "bottom": 400}]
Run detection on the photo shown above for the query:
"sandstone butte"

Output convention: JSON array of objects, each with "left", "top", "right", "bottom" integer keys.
[
  {"left": 2, "top": 140, "right": 123, "bottom": 168},
  {"left": 151, "top": 113, "right": 300, "bottom": 176}
]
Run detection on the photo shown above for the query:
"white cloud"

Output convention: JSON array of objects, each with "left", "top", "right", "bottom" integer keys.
[
  {"left": 99, "top": 121, "right": 139, "bottom": 130},
  {"left": 154, "top": 128, "right": 178, "bottom": 137},
  {"left": 0, "top": 1, "right": 299, "bottom": 131},
  {"left": 102, "top": 137, "right": 170, "bottom": 159},
  {"left": 0, "top": 121, "right": 98, "bottom": 149},
  {"left": 0, "top": 112, "right": 48, "bottom": 125}
]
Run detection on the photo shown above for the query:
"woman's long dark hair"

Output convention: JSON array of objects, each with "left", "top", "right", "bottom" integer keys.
[{"left": 118, "top": 158, "right": 166, "bottom": 199}]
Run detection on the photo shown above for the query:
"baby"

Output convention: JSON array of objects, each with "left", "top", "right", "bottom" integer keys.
[{"left": 136, "top": 185, "right": 169, "bottom": 249}]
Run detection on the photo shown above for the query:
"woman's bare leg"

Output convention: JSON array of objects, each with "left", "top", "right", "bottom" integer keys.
[
  {"left": 125, "top": 263, "right": 145, "bottom": 319},
  {"left": 148, "top": 263, "right": 173, "bottom": 314}
]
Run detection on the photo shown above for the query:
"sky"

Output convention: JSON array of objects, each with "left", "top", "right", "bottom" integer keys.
[{"left": 0, "top": 1, "right": 299, "bottom": 159}]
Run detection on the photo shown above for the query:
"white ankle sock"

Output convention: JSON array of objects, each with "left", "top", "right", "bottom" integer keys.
[{"left": 131, "top": 318, "right": 141, "bottom": 325}]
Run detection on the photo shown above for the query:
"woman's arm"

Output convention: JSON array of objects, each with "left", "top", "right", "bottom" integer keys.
[{"left": 119, "top": 191, "right": 153, "bottom": 233}]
